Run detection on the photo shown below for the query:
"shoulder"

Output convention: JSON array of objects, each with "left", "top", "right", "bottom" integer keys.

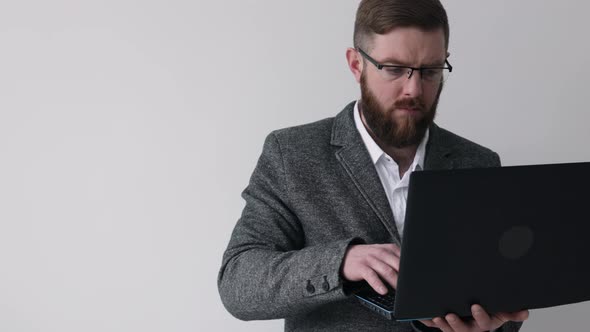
[
  {"left": 433, "top": 125, "right": 495, "bottom": 154},
  {"left": 430, "top": 124, "right": 501, "bottom": 167},
  {"left": 261, "top": 101, "right": 356, "bottom": 155},
  {"left": 260, "top": 113, "right": 341, "bottom": 165},
  {"left": 256, "top": 113, "right": 347, "bottom": 177},
  {"left": 270, "top": 117, "right": 334, "bottom": 148}
]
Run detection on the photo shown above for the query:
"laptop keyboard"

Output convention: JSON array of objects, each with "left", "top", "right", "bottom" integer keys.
[
  {"left": 365, "top": 291, "right": 395, "bottom": 310},
  {"left": 357, "top": 287, "right": 396, "bottom": 310}
]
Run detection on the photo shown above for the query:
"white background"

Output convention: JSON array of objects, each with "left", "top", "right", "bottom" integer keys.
[{"left": 1, "top": 0, "right": 589, "bottom": 331}]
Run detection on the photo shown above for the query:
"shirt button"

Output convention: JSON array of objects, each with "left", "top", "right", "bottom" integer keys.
[{"left": 306, "top": 280, "right": 315, "bottom": 294}]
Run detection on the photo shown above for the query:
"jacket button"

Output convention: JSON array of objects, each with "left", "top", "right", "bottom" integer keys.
[
  {"left": 322, "top": 276, "right": 330, "bottom": 291},
  {"left": 306, "top": 280, "right": 315, "bottom": 294}
]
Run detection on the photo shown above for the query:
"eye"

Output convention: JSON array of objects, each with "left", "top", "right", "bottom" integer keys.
[
  {"left": 383, "top": 67, "right": 406, "bottom": 76},
  {"left": 422, "top": 68, "right": 441, "bottom": 79}
]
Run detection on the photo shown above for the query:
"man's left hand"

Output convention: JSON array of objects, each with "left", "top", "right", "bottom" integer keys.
[{"left": 419, "top": 304, "right": 529, "bottom": 332}]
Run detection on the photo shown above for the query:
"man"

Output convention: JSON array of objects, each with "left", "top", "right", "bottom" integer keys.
[{"left": 218, "top": 0, "right": 529, "bottom": 331}]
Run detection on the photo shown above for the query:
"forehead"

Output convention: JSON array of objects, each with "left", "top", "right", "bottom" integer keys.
[{"left": 369, "top": 27, "right": 447, "bottom": 65}]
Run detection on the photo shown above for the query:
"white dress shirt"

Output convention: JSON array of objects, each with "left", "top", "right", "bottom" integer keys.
[{"left": 353, "top": 101, "right": 429, "bottom": 238}]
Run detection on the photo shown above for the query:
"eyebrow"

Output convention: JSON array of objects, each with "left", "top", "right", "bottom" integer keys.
[{"left": 378, "top": 57, "right": 445, "bottom": 67}]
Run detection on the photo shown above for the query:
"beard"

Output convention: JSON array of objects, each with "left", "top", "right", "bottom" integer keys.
[{"left": 359, "top": 72, "right": 441, "bottom": 148}]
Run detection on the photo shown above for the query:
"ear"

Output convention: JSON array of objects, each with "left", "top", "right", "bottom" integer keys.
[
  {"left": 346, "top": 48, "right": 363, "bottom": 83},
  {"left": 446, "top": 51, "right": 451, "bottom": 58}
]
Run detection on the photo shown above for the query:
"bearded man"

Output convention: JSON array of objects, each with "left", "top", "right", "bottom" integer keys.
[{"left": 218, "top": 0, "right": 529, "bottom": 331}]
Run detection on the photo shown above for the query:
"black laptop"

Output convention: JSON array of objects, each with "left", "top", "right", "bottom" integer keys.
[{"left": 355, "top": 162, "right": 590, "bottom": 321}]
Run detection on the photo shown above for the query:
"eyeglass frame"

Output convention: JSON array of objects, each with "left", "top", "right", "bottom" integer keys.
[{"left": 356, "top": 47, "right": 453, "bottom": 82}]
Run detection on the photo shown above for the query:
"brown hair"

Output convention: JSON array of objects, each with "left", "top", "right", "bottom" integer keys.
[{"left": 353, "top": 0, "right": 449, "bottom": 51}]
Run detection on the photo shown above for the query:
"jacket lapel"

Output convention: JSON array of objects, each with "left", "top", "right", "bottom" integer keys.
[
  {"left": 331, "top": 102, "right": 401, "bottom": 243},
  {"left": 330, "top": 103, "right": 458, "bottom": 243},
  {"left": 424, "top": 123, "right": 455, "bottom": 171}
]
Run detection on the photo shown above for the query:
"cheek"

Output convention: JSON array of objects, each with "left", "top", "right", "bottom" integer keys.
[{"left": 422, "top": 87, "right": 440, "bottom": 107}]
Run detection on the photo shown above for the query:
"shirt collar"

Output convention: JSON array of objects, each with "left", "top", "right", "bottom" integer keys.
[{"left": 353, "top": 100, "right": 429, "bottom": 171}]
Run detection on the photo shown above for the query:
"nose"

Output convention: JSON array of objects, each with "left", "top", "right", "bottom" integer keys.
[{"left": 401, "top": 69, "right": 423, "bottom": 98}]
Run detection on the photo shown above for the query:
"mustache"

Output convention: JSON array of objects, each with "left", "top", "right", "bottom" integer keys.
[{"left": 392, "top": 97, "right": 426, "bottom": 111}]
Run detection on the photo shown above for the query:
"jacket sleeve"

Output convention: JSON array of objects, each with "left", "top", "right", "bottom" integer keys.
[
  {"left": 497, "top": 321, "right": 524, "bottom": 332},
  {"left": 218, "top": 132, "right": 361, "bottom": 320}
]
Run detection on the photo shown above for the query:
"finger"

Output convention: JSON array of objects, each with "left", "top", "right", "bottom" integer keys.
[
  {"left": 373, "top": 243, "right": 401, "bottom": 257},
  {"left": 361, "top": 268, "right": 388, "bottom": 295},
  {"left": 496, "top": 309, "right": 530, "bottom": 323},
  {"left": 431, "top": 316, "right": 453, "bottom": 332},
  {"left": 471, "top": 304, "right": 496, "bottom": 331},
  {"left": 368, "top": 247, "right": 401, "bottom": 273},
  {"left": 419, "top": 319, "right": 436, "bottom": 328},
  {"left": 366, "top": 256, "right": 399, "bottom": 289},
  {"left": 379, "top": 243, "right": 401, "bottom": 257},
  {"left": 446, "top": 313, "right": 471, "bottom": 332}
]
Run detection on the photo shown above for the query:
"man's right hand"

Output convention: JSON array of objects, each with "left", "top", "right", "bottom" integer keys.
[{"left": 341, "top": 243, "right": 401, "bottom": 295}]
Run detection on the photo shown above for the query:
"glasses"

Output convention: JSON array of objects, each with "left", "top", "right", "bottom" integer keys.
[{"left": 357, "top": 48, "right": 453, "bottom": 83}]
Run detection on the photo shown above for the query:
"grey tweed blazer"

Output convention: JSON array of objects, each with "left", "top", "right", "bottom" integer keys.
[{"left": 218, "top": 102, "right": 522, "bottom": 332}]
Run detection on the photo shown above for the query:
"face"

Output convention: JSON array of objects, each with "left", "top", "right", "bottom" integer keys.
[{"left": 350, "top": 27, "right": 447, "bottom": 148}]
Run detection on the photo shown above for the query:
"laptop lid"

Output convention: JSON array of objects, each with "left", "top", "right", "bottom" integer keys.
[{"left": 393, "top": 162, "right": 590, "bottom": 320}]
